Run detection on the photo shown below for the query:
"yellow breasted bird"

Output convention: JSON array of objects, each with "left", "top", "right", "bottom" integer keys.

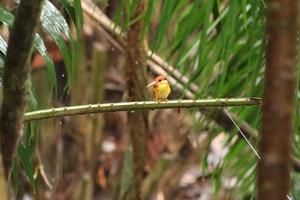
[{"left": 147, "top": 75, "right": 171, "bottom": 101}]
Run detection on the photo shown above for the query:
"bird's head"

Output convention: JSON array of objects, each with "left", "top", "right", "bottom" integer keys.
[{"left": 146, "top": 75, "right": 169, "bottom": 88}]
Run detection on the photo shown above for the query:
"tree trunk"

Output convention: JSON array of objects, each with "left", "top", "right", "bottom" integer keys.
[
  {"left": 258, "top": 0, "right": 299, "bottom": 199},
  {"left": 125, "top": 1, "right": 148, "bottom": 200},
  {"left": 0, "top": 0, "right": 43, "bottom": 178}
]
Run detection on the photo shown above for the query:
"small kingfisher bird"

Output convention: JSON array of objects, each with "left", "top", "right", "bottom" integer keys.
[{"left": 147, "top": 75, "right": 171, "bottom": 101}]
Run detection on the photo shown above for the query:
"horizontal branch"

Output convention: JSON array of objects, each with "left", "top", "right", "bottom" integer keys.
[{"left": 24, "top": 98, "right": 261, "bottom": 122}]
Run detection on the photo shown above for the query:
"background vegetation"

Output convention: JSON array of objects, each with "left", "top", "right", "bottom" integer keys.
[{"left": 0, "top": 0, "right": 299, "bottom": 199}]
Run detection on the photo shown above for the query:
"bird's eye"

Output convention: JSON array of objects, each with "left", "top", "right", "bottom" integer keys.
[{"left": 158, "top": 80, "right": 161, "bottom": 82}]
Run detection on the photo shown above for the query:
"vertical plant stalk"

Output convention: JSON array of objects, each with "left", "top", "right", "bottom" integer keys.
[
  {"left": 0, "top": 0, "right": 43, "bottom": 177},
  {"left": 258, "top": 0, "right": 298, "bottom": 199},
  {"left": 68, "top": 39, "right": 90, "bottom": 199},
  {"left": 85, "top": 45, "right": 106, "bottom": 200},
  {"left": 125, "top": 1, "right": 148, "bottom": 199}
]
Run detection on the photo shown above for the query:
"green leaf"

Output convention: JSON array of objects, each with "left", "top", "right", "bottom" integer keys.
[
  {"left": 213, "top": 167, "right": 222, "bottom": 199},
  {"left": 0, "top": 35, "right": 7, "bottom": 79},
  {"left": 142, "top": 0, "right": 155, "bottom": 39},
  {"left": 41, "top": 0, "right": 73, "bottom": 82},
  {"left": 33, "top": 34, "right": 57, "bottom": 92},
  {"left": 41, "top": 1, "right": 70, "bottom": 38},
  {"left": 12, "top": 161, "right": 21, "bottom": 194},
  {"left": 151, "top": 0, "right": 180, "bottom": 51},
  {"left": 18, "top": 143, "right": 35, "bottom": 187},
  {"left": 171, "top": 1, "right": 203, "bottom": 53},
  {"left": 113, "top": 0, "right": 126, "bottom": 29},
  {"left": 224, "top": 140, "right": 245, "bottom": 163},
  {"left": 125, "top": 0, "right": 139, "bottom": 28},
  {"left": 60, "top": 0, "right": 76, "bottom": 22},
  {"left": 28, "top": 122, "right": 39, "bottom": 156},
  {"left": 60, "top": 0, "right": 83, "bottom": 36},
  {"left": 0, "top": 35, "right": 7, "bottom": 55},
  {"left": 74, "top": 0, "right": 83, "bottom": 35},
  {"left": 0, "top": 6, "right": 14, "bottom": 26},
  {"left": 16, "top": 122, "right": 40, "bottom": 190},
  {"left": 28, "top": 79, "right": 38, "bottom": 112}
]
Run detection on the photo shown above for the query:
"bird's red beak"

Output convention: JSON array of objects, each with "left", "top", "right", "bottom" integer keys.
[{"left": 146, "top": 81, "right": 156, "bottom": 88}]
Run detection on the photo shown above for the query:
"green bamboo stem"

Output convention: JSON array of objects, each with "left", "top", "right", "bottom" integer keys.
[{"left": 24, "top": 98, "right": 261, "bottom": 122}]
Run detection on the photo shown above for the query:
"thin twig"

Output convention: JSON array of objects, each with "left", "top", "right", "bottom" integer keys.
[
  {"left": 36, "top": 149, "right": 53, "bottom": 189},
  {"left": 24, "top": 98, "right": 261, "bottom": 122},
  {"left": 223, "top": 109, "right": 261, "bottom": 159}
]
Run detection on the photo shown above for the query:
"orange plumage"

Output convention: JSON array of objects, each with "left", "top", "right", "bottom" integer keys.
[{"left": 146, "top": 75, "right": 171, "bottom": 101}]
